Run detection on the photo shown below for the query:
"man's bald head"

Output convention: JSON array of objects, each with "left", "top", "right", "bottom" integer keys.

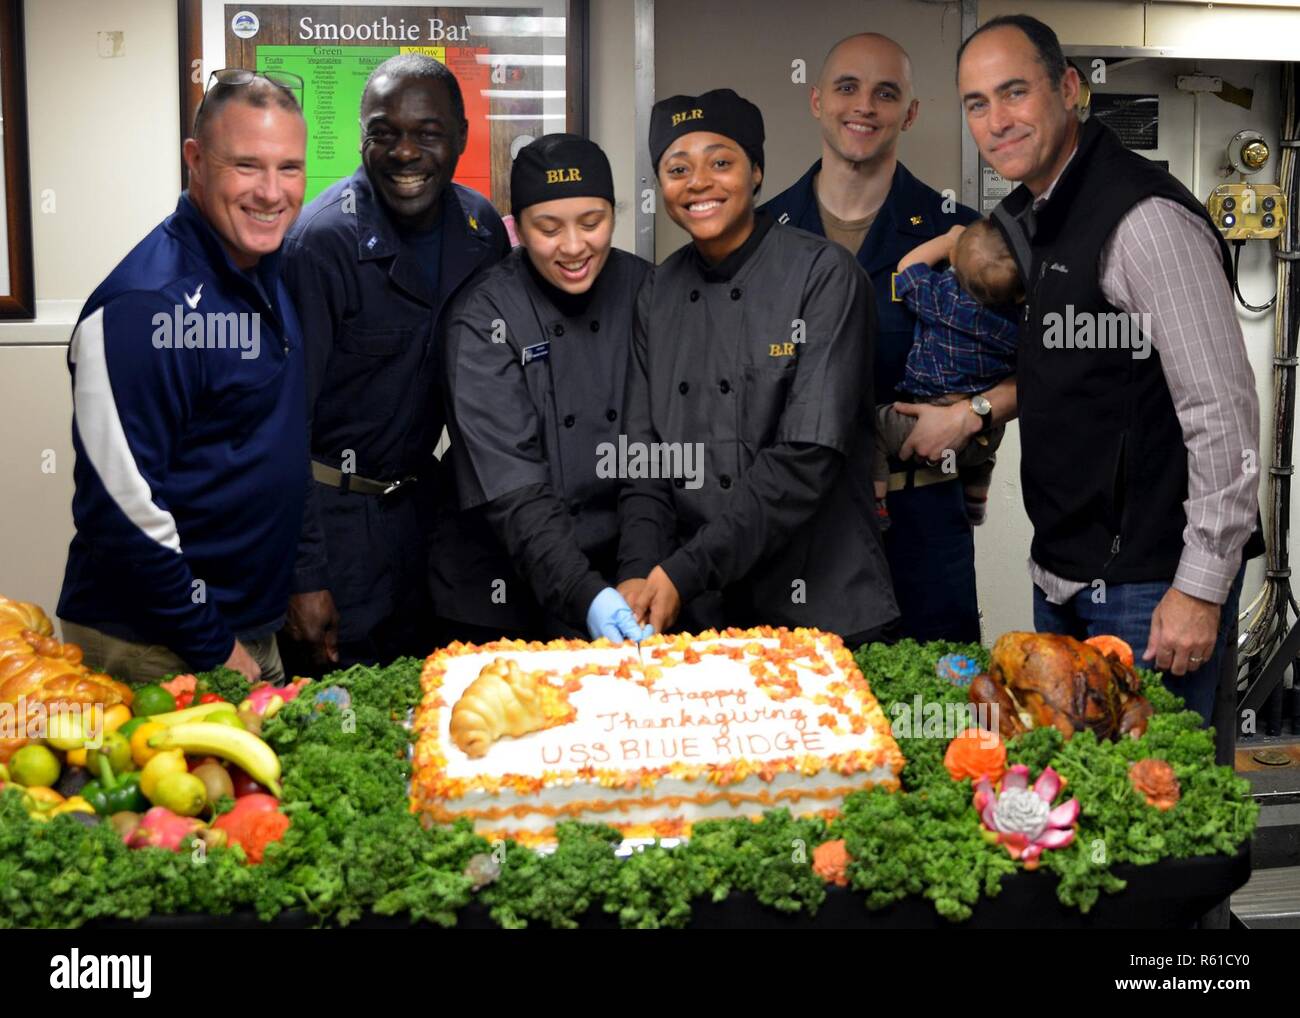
[
  {"left": 819, "top": 33, "right": 914, "bottom": 99},
  {"left": 811, "top": 32, "right": 919, "bottom": 168}
]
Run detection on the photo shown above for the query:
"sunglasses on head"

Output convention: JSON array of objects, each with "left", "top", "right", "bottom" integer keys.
[
  {"left": 194, "top": 67, "right": 305, "bottom": 124},
  {"left": 205, "top": 67, "right": 304, "bottom": 93}
]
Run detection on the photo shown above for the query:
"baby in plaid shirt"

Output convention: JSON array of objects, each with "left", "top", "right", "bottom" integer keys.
[{"left": 875, "top": 220, "right": 1022, "bottom": 529}]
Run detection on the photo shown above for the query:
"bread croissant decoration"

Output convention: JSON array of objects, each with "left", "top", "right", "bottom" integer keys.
[
  {"left": 450, "top": 658, "right": 576, "bottom": 758},
  {"left": 0, "top": 595, "right": 134, "bottom": 708}
]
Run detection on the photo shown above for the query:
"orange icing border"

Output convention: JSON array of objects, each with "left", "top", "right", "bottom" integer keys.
[
  {"left": 458, "top": 809, "right": 850, "bottom": 849},
  {"left": 418, "top": 779, "right": 897, "bottom": 824},
  {"left": 410, "top": 627, "right": 905, "bottom": 823}
]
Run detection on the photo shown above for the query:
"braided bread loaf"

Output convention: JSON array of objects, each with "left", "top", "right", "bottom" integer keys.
[{"left": 0, "top": 596, "right": 134, "bottom": 708}]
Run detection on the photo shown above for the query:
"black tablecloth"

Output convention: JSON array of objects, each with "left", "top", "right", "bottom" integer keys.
[{"left": 86, "top": 844, "right": 1252, "bottom": 930}]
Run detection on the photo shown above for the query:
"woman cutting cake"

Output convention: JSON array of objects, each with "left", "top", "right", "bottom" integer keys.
[
  {"left": 441, "top": 134, "right": 653, "bottom": 644},
  {"left": 618, "top": 89, "right": 899, "bottom": 647}
]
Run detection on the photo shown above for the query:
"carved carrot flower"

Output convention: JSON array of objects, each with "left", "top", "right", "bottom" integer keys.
[
  {"left": 812, "top": 839, "right": 851, "bottom": 887},
  {"left": 1129, "top": 758, "right": 1180, "bottom": 811},
  {"left": 943, "top": 727, "right": 1007, "bottom": 783}
]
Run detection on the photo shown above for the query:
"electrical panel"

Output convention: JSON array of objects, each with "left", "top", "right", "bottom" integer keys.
[{"left": 1207, "top": 183, "right": 1287, "bottom": 240}]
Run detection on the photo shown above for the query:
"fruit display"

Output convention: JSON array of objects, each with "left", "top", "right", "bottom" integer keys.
[{"left": 0, "top": 616, "right": 290, "bottom": 862}]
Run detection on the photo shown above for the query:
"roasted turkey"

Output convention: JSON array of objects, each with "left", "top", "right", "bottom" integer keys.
[{"left": 970, "top": 631, "right": 1152, "bottom": 742}]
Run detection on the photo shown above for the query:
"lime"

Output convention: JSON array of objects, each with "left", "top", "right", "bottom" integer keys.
[
  {"left": 118, "top": 717, "right": 146, "bottom": 739},
  {"left": 10, "top": 744, "right": 61, "bottom": 788},
  {"left": 153, "top": 771, "right": 206, "bottom": 817},
  {"left": 132, "top": 685, "right": 176, "bottom": 717}
]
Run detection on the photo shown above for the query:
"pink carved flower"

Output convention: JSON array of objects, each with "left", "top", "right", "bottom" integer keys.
[{"left": 973, "top": 764, "right": 1079, "bottom": 870}]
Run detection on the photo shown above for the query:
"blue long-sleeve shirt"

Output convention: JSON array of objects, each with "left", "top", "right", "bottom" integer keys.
[
  {"left": 894, "top": 263, "right": 1019, "bottom": 398},
  {"left": 57, "top": 194, "right": 309, "bottom": 669}
]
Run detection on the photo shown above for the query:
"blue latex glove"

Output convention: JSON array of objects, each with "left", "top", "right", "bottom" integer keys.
[{"left": 586, "top": 587, "right": 654, "bottom": 643}]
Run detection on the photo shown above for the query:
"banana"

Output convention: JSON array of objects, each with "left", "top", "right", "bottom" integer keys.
[
  {"left": 147, "top": 701, "right": 238, "bottom": 727},
  {"left": 149, "top": 723, "right": 281, "bottom": 797}
]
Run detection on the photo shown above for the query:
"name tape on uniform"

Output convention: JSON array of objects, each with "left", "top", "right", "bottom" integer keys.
[{"left": 522, "top": 341, "right": 551, "bottom": 365}]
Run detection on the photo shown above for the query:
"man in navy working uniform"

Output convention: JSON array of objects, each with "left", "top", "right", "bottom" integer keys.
[
  {"left": 280, "top": 54, "right": 509, "bottom": 670},
  {"left": 762, "top": 32, "right": 1013, "bottom": 643}
]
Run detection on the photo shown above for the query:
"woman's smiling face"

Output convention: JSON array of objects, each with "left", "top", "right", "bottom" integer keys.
[
  {"left": 518, "top": 197, "right": 614, "bottom": 294},
  {"left": 657, "top": 132, "right": 762, "bottom": 260}
]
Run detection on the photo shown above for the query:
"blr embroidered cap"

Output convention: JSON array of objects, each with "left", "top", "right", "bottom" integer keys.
[
  {"left": 649, "top": 88, "right": 765, "bottom": 175},
  {"left": 510, "top": 133, "right": 615, "bottom": 218}
]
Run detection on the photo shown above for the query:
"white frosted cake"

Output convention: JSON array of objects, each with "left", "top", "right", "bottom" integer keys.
[{"left": 410, "top": 627, "right": 905, "bottom": 843}]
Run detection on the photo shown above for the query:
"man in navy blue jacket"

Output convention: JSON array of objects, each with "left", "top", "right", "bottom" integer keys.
[
  {"left": 761, "top": 32, "right": 1011, "bottom": 644},
  {"left": 58, "top": 76, "right": 309, "bottom": 684},
  {"left": 280, "top": 54, "right": 509, "bottom": 670}
]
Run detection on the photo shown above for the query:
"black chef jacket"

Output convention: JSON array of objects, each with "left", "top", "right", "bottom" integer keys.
[
  {"left": 281, "top": 169, "right": 509, "bottom": 657},
  {"left": 440, "top": 247, "right": 652, "bottom": 634},
  {"left": 618, "top": 214, "right": 898, "bottom": 636},
  {"left": 761, "top": 161, "right": 982, "bottom": 643}
]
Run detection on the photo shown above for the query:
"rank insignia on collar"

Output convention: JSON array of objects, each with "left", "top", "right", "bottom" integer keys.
[
  {"left": 909, "top": 215, "right": 923, "bottom": 225},
  {"left": 468, "top": 215, "right": 479, "bottom": 232}
]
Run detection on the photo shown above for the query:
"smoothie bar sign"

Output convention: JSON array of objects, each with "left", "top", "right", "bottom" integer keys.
[
  {"left": 257, "top": 45, "right": 491, "bottom": 202},
  {"left": 224, "top": 5, "right": 562, "bottom": 208}
]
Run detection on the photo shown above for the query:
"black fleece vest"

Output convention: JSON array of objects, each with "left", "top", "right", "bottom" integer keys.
[{"left": 1009, "top": 119, "right": 1234, "bottom": 583}]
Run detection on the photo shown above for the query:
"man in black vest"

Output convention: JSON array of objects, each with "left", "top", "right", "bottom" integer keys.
[{"left": 957, "top": 15, "right": 1262, "bottom": 728}]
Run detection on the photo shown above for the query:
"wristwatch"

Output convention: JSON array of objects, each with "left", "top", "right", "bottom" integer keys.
[{"left": 969, "top": 394, "right": 993, "bottom": 434}]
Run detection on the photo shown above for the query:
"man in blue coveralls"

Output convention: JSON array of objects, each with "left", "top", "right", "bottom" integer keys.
[
  {"left": 762, "top": 32, "right": 1016, "bottom": 643},
  {"left": 280, "top": 54, "right": 509, "bottom": 671}
]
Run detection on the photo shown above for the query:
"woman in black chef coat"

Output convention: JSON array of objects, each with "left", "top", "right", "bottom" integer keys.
[
  {"left": 618, "top": 89, "right": 899, "bottom": 646},
  {"left": 441, "top": 134, "right": 653, "bottom": 643}
]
